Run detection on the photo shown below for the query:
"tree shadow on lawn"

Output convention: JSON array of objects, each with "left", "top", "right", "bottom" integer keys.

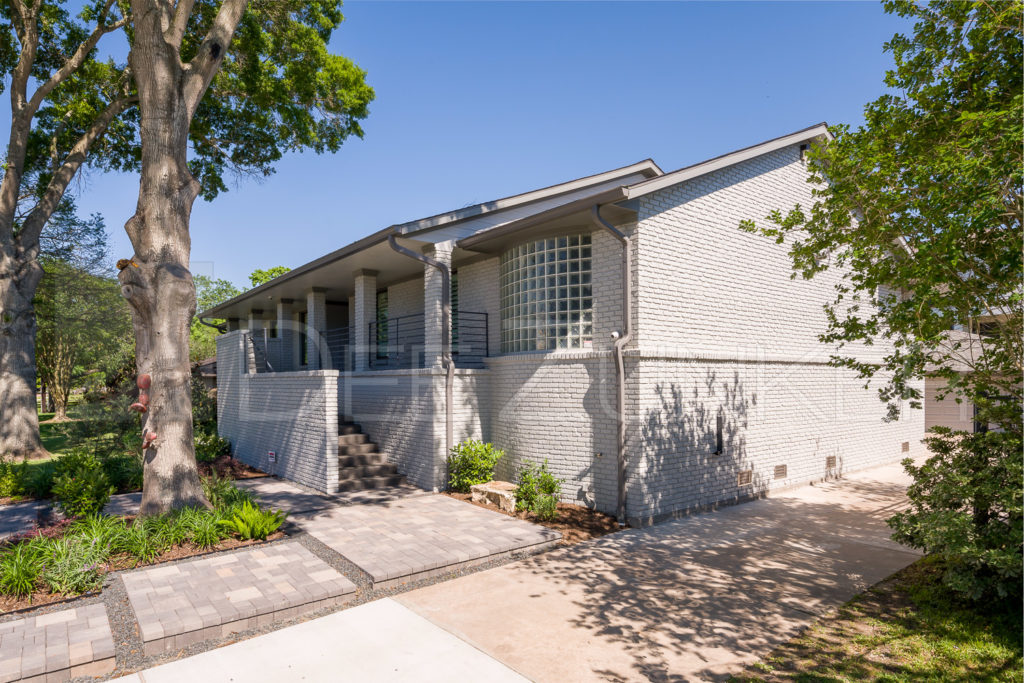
[{"left": 516, "top": 478, "right": 920, "bottom": 682}]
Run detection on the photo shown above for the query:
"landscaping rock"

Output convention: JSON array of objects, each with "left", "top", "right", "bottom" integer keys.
[{"left": 470, "top": 481, "right": 517, "bottom": 514}]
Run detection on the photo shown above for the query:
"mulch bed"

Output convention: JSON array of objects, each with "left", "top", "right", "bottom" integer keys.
[
  {"left": 446, "top": 492, "right": 620, "bottom": 546},
  {"left": 0, "top": 531, "right": 286, "bottom": 618},
  {"left": 199, "top": 454, "right": 268, "bottom": 479}
]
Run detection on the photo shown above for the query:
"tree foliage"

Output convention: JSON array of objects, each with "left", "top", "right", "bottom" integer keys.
[
  {"left": 248, "top": 265, "right": 289, "bottom": 288},
  {"left": 740, "top": 0, "right": 1022, "bottom": 432},
  {"left": 740, "top": 0, "right": 1022, "bottom": 601},
  {"left": 35, "top": 209, "right": 131, "bottom": 419},
  {"left": 190, "top": 274, "right": 239, "bottom": 362}
]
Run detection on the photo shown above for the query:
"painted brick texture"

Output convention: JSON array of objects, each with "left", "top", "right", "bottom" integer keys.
[{"left": 217, "top": 332, "right": 339, "bottom": 493}]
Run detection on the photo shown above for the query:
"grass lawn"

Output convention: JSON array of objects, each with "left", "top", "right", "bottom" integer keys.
[{"left": 734, "top": 555, "right": 1022, "bottom": 682}]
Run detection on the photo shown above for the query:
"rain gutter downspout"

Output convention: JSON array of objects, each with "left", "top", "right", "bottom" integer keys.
[
  {"left": 198, "top": 317, "right": 226, "bottom": 333},
  {"left": 387, "top": 233, "right": 455, "bottom": 458},
  {"left": 591, "top": 205, "right": 631, "bottom": 526}
]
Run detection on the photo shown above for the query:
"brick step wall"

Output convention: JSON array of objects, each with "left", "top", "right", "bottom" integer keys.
[{"left": 336, "top": 418, "right": 407, "bottom": 493}]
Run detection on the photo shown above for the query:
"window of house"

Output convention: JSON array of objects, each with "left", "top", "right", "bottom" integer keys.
[
  {"left": 500, "top": 234, "right": 593, "bottom": 352},
  {"left": 376, "top": 290, "right": 389, "bottom": 358}
]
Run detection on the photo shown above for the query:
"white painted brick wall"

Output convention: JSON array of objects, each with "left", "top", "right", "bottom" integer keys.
[{"left": 217, "top": 332, "right": 339, "bottom": 493}]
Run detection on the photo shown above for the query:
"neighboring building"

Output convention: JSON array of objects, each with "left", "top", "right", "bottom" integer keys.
[{"left": 202, "top": 123, "right": 925, "bottom": 526}]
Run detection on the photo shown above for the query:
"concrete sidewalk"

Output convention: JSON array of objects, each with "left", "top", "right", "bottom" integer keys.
[
  {"left": 115, "top": 599, "right": 526, "bottom": 682},
  {"left": 396, "top": 460, "right": 921, "bottom": 682}
]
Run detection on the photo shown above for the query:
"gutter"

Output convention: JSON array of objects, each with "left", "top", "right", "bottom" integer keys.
[
  {"left": 590, "top": 204, "right": 631, "bottom": 526},
  {"left": 198, "top": 317, "right": 226, "bottom": 333},
  {"left": 386, "top": 233, "right": 455, "bottom": 464}
]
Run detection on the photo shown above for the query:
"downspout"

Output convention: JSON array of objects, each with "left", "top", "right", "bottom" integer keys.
[
  {"left": 386, "top": 233, "right": 455, "bottom": 460},
  {"left": 198, "top": 317, "right": 227, "bottom": 333},
  {"left": 591, "top": 205, "right": 631, "bottom": 526}
]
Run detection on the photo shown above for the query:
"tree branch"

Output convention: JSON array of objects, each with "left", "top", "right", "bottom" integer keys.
[
  {"left": 181, "top": 0, "right": 247, "bottom": 120},
  {"left": 19, "top": 93, "right": 139, "bottom": 253},
  {"left": 167, "top": 0, "right": 196, "bottom": 48},
  {"left": 26, "top": 0, "right": 128, "bottom": 116}
]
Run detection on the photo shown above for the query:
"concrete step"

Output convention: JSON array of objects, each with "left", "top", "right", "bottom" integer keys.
[
  {"left": 337, "top": 464, "right": 399, "bottom": 481},
  {"left": 338, "top": 453, "right": 384, "bottom": 468},
  {"left": 338, "top": 423, "right": 362, "bottom": 436},
  {"left": 337, "top": 433, "right": 369, "bottom": 446},
  {"left": 339, "top": 442, "right": 377, "bottom": 456},
  {"left": 336, "top": 475, "right": 406, "bottom": 493}
]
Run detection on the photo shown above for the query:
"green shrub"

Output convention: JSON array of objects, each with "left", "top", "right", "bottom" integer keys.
[
  {"left": 102, "top": 454, "right": 143, "bottom": 493},
  {"left": 70, "top": 514, "right": 126, "bottom": 553},
  {"left": 0, "top": 544, "right": 41, "bottom": 597},
  {"left": 22, "top": 461, "right": 56, "bottom": 498},
  {"left": 447, "top": 440, "right": 504, "bottom": 493},
  {"left": 219, "top": 501, "right": 287, "bottom": 541},
  {"left": 177, "top": 507, "right": 227, "bottom": 548},
  {"left": 888, "top": 428, "right": 1023, "bottom": 601},
  {"left": 515, "top": 460, "right": 562, "bottom": 520},
  {"left": 0, "top": 461, "right": 20, "bottom": 498},
  {"left": 52, "top": 451, "right": 115, "bottom": 518},
  {"left": 119, "top": 518, "right": 169, "bottom": 563},
  {"left": 195, "top": 430, "right": 231, "bottom": 463},
  {"left": 202, "top": 474, "right": 253, "bottom": 511},
  {"left": 35, "top": 538, "right": 106, "bottom": 595}
]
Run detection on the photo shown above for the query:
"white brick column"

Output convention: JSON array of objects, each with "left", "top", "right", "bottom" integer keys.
[
  {"left": 347, "top": 295, "right": 355, "bottom": 371},
  {"left": 276, "top": 299, "right": 293, "bottom": 372},
  {"left": 247, "top": 309, "right": 265, "bottom": 332},
  {"left": 423, "top": 242, "right": 454, "bottom": 369},
  {"left": 353, "top": 270, "right": 377, "bottom": 371},
  {"left": 305, "top": 288, "right": 326, "bottom": 370}
]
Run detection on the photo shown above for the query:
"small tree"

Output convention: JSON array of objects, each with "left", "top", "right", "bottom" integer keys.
[{"left": 740, "top": 1, "right": 1022, "bottom": 599}]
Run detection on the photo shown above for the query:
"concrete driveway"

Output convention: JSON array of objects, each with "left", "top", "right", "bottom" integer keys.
[{"left": 396, "top": 460, "right": 922, "bottom": 682}]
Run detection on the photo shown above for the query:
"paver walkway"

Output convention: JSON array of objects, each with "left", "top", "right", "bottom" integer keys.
[
  {"left": 115, "top": 598, "right": 526, "bottom": 683},
  {"left": 293, "top": 494, "right": 561, "bottom": 586},
  {"left": 397, "top": 460, "right": 922, "bottom": 682},
  {"left": 0, "top": 604, "right": 114, "bottom": 682},
  {"left": 122, "top": 542, "right": 356, "bottom": 655}
]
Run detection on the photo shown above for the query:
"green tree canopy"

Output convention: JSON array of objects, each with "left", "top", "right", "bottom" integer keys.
[
  {"left": 249, "top": 265, "right": 290, "bottom": 288},
  {"left": 740, "top": 0, "right": 1022, "bottom": 432},
  {"left": 190, "top": 274, "right": 240, "bottom": 362}
]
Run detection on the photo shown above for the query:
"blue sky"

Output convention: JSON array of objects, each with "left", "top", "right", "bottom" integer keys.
[{"left": 72, "top": 1, "right": 911, "bottom": 290}]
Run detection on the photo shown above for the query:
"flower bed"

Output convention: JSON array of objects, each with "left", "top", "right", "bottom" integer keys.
[
  {"left": 0, "top": 476, "right": 286, "bottom": 616},
  {"left": 446, "top": 492, "right": 620, "bottom": 546}
]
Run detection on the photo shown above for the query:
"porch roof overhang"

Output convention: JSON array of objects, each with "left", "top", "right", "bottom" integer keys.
[{"left": 200, "top": 229, "right": 434, "bottom": 319}]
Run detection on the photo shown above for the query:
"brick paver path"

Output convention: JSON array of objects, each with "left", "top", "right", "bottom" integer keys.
[
  {"left": 0, "top": 604, "right": 114, "bottom": 682},
  {"left": 0, "top": 501, "right": 42, "bottom": 541},
  {"left": 122, "top": 542, "right": 356, "bottom": 655},
  {"left": 294, "top": 495, "right": 561, "bottom": 586}
]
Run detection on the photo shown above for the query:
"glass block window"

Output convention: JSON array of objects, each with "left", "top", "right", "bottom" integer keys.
[{"left": 500, "top": 234, "right": 593, "bottom": 352}]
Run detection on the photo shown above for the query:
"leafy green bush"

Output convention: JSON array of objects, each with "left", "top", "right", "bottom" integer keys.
[
  {"left": 195, "top": 430, "right": 231, "bottom": 463},
  {"left": 176, "top": 507, "right": 227, "bottom": 548},
  {"left": 447, "top": 440, "right": 504, "bottom": 493},
  {"left": 22, "top": 461, "right": 56, "bottom": 498},
  {"left": 888, "top": 428, "right": 1023, "bottom": 601},
  {"left": 0, "top": 544, "right": 40, "bottom": 597},
  {"left": 516, "top": 460, "right": 562, "bottom": 520},
  {"left": 52, "top": 451, "right": 115, "bottom": 517},
  {"left": 202, "top": 474, "right": 254, "bottom": 510},
  {"left": 102, "top": 454, "right": 143, "bottom": 493},
  {"left": 70, "top": 514, "right": 126, "bottom": 553},
  {"left": 219, "top": 501, "right": 287, "bottom": 540},
  {"left": 35, "top": 538, "right": 107, "bottom": 595},
  {"left": 119, "top": 518, "right": 169, "bottom": 563},
  {"left": 0, "top": 461, "right": 20, "bottom": 498}
]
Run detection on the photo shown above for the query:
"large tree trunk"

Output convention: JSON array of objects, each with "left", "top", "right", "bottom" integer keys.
[
  {"left": 0, "top": 247, "right": 44, "bottom": 459},
  {"left": 118, "top": 4, "right": 206, "bottom": 514}
]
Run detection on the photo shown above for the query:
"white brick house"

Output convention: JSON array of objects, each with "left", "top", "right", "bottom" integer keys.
[{"left": 204, "top": 123, "right": 925, "bottom": 526}]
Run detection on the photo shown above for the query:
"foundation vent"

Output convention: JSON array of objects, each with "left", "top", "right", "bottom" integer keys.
[
  {"left": 774, "top": 464, "right": 787, "bottom": 480},
  {"left": 825, "top": 455, "right": 837, "bottom": 469},
  {"left": 737, "top": 470, "right": 753, "bottom": 487},
  {"left": 902, "top": 441, "right": 910, "bottom": 453}
]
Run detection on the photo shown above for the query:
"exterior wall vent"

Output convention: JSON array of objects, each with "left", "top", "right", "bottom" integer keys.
[
  {"left": 737, "top": 470, "right": 753, "bottom": 487},
  {"left": 825, "top": 455, "right": 837, "bottom": 469},
  {"left": 774, "top": 464, "right": 787, "bottom": 480},
  {"left": 901, "top": 441, "right": 910, "bottom": 453}
]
